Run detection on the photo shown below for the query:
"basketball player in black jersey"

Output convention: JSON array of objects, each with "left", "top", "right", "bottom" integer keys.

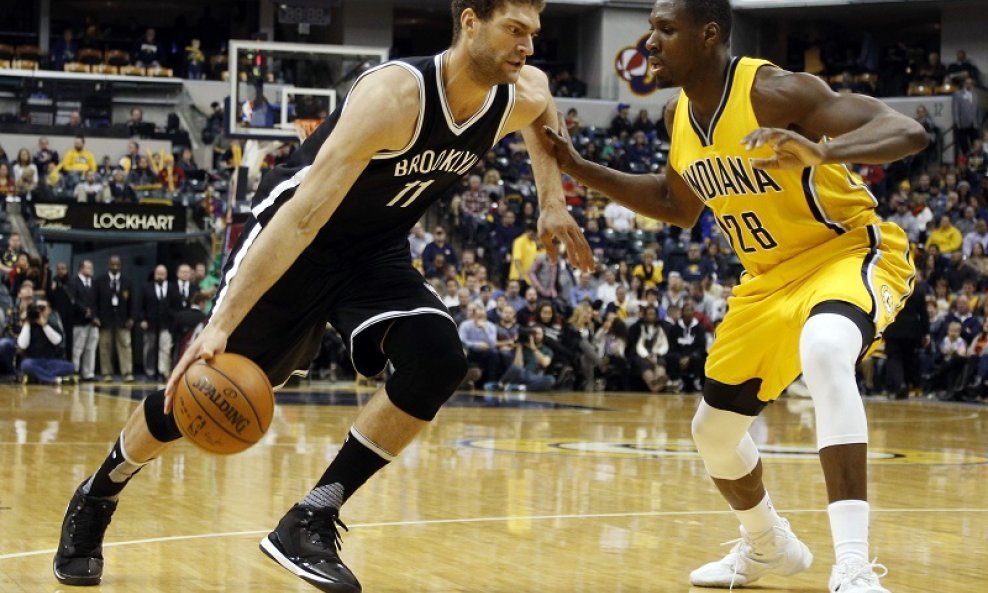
[{"left": 53, "top": 2, "right": 593, "bottom": 591}]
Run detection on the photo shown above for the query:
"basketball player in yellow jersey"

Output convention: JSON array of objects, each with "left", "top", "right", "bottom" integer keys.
[{"left": 545, "top": 1, "right": 927, "bottom": 591}]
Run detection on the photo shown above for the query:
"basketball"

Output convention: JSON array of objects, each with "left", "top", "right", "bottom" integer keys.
[{"left": 173, "top": 353, "right": 274, "bottom": 455}]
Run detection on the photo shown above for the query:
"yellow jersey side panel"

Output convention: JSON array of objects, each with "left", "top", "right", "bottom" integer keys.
[{"left": 669, "top": 57, "right": 882, "bottom": 277}]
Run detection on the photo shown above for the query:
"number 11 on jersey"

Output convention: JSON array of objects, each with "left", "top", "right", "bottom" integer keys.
[{"left": 387, "top": 180, "right": 435, "bottom": 208}]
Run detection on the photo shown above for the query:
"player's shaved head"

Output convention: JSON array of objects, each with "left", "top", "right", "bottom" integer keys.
[
  {"left": 451, "top": 0, "right": 546, "bottom": 43},
  {"left": 674, "top": 0, "right": 732, "bottom": 44}
]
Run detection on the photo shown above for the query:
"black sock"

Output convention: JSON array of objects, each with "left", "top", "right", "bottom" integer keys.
[
  {"left": 308, "top": 429, "right": 392, "bottom": 507},
  {"left": 83, "top": 434, "right": 149, "bottom": 499}
]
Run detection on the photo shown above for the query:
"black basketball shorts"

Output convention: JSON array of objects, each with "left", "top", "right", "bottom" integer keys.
[{"left": 212, "top": 220, "right": 453, "bottom": 388}]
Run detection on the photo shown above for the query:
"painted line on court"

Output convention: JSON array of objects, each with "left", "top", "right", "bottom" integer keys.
[{"left": 2, "top": 507, "right": 986, "bottom": 562}]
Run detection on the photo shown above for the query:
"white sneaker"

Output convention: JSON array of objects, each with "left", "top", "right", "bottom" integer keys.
[
  {"left": 689, "top": 519, "right": 813, "bottom": 588},
  {"left": 829, "top": 557, "right": 890, "bottom": 593}
]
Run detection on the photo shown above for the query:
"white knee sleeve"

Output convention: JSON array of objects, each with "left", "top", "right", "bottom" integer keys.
[
  {"left": 691, "top": 400, "right": 760, "bottom": 480},
  {"left": 800, "top": 313, "right": 869, "bottom": 450}
]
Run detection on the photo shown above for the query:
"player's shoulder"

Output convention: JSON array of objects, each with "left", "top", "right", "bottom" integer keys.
[
  {"left": 514, "top": 65, "right": 551, "bottom": 107},
  {"left": 752, "top": 63, "right": 830, "bottom": 102}
]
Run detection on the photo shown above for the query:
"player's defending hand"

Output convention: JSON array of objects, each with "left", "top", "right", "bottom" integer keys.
[
  {"left": 164, "top": 324, "right": 229, "bottom": 414},
  {"left": 743, "top": 128, "right": 825, "bottom": 170},
  {"left": 541, "top": 115, "right": 583, "bottom": 175}
]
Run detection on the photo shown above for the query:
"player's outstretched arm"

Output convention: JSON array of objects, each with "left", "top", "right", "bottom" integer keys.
[
  {"left": 513, "top": 66, "right": 595, "bottom": 272},
  {"left": 542, "top": 100, "right": 702, "bottom": 228},
  {"left": 744, "top": 69, "right": 929, "bottom": 169},
  {"left": 164, "top": 65, "right": 420, "bottom": 411}
]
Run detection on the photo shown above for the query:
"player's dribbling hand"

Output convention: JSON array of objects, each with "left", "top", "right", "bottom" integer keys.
[
  {"left": 541, "top": 114, "right": 583, "bottom": 174},
  {"left": 164, "top": 324, "right": 229, "bottom": 414},
  {"left": 743, "top": 127, "right": 825, "bottom": 170}
]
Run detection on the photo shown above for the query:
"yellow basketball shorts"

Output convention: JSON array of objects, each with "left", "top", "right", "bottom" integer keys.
[{"left": 706, "top": 222, "right": 915, "bottom": 403}]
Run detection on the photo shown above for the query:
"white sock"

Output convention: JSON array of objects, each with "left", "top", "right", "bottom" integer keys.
[
  {"left": 828, "top": 499, "right": 870, "bottom": 563},
  {"left": 734, "top": 492, "right": 781, "bottom": 535}
]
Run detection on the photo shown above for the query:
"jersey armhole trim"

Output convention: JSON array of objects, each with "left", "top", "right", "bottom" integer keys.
[
  {"left": 338, "top": 61, "right": 426, "bottom": 161},
  {"left": 492, "top": 84, "right": 517, "bottom": 147}
]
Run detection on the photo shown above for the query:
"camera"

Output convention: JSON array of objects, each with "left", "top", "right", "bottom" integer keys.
[
  {"left": 27, "top": 303, "right": 46, "bottom": 322},
  {"left": 518, "top": 326, "right": 535, "bottom": 340}
]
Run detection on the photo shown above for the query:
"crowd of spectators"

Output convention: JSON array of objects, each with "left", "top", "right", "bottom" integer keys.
[{"left": 0, "top": 239, "right": 219, "bottom": 385}]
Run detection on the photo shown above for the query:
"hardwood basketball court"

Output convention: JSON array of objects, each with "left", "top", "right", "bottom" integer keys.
[{"left": 0, "top": 381, "right": 984, "bottom": 592}]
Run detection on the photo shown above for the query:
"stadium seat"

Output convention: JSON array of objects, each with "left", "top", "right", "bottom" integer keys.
[
  {"left": 147, "top": 66, "right": 173, "bottom": 77},
  {"left": 936, "top": 82, "right": 958, "bottom": 95},
  {"left": 13, "top": 59, "right": 38, "bottom": 70},
  {"left": 63, "top": 62, "right": 90, "bottom": 73},
  {"left": 105, "top": 50, "right": 130, "bottom": 66},
  {"left": 0, "top": 44, "right": 13, "bottom": 60},
  {"left": 0, "top": 59, "right": 10, "bottom": 69},
  {"left": 90, "top": 63, "right": 119, "bottom": 75},
  {"left": 908, "top": 82, "right": 933, "bottom": 96},
  {"left": 77, "top": 48, "right": 102, "bottom": 65},
  {"left": 15, "top": 45, "right": 41, "bottom": 61},
  {"left": 120, "top": 65, "right": 146, "bottom": 76},
  {"left": 854, "top": 72, "right": 878, "bottom": 91}
]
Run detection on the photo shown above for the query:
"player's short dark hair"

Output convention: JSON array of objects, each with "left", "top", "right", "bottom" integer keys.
[
  {"left": 680, "top": 0, "right": 732, "bottom": 45},
  {"left": 450, "top": 0, "right": 546, "bottom": 43}
]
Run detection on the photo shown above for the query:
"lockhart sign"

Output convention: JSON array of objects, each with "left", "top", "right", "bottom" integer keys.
[{"left": 32, "top": 202, "right": 187, "bottom": 234}]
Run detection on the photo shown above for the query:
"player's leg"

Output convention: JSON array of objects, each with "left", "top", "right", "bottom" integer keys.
[
  {"left": 53, "top": 390, "right": 181, "bottom": 585},
  {"left": 688, "top": 381, "right": 813, "bottom": 588},
  {"left": 800, "top": 304, "right": 891, "bottom": 593},
  {"left": 260, "top": 314, "right": 466, "bottom": 593}
]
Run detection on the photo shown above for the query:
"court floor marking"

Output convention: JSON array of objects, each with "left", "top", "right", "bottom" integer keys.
[{"left": 2, "top": 507, "right": 986, "bottom": 562}]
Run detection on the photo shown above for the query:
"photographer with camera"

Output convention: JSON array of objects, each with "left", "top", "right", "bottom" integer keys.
[
  {"left": 18, "top": 299, "right": 75, "bottom": 384},
  {"left": 495, "top": 325, "right": 556, "bottom": 392}
]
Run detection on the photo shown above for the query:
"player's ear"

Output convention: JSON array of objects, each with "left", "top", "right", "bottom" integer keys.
[
  {"left": 460, "top": 8, "right": 480, "bottom": 39},
  {"left": 702, "top": 22, "right": 721, "bottom": 49}
]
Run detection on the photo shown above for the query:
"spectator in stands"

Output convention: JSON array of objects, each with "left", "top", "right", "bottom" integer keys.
[
  {"left": 953, "top": 77, "right": 979, "bottom": 156},
  {"left": 127, "top": 156, "right": 159, "bottom": 189},
  {"left": 887, "top": 194, "right": 920, "bottom": 242},
  {"left": 515, "top": 287, "right": 540, "bottom": 327},
  {"left": 661, "top": 271, "right": 688, "bottom": 311},
  {"left": 509, "top": 222, "right": 539, "bottom": 289},
  {"left": 459, "top": 304, "right": 499, "bottom": 384},
  {"left": 594, "top": 313, "right": 628, "bottom": 391},
  {"left": 67, "top": 260, "right": 99, "bottom": 382},
  {"left": 51, "top": 28, "right": 78, "bottom": 71},
  {"left": 582, "top": 217, "right": 607, "bottom": 261},
  {"left": 570, "top": 272, "right": 596, "bottom": 308},
  {"left": 175, "top": 148, "right": 199, "bottom": 175},
  {"left": 0, "top": 163, "right": 13, "bottom": 197},
  {"left": 448, "top": 288, "right": 472, "bottom": 325},
  {"left": 501, "top": 279, "right": 525, "bottom": 312},
  {"left": 108, "top": 169, "right": 138, "bottom": 204},
  {"left": 947, "top": 50, "right": 980, "bottom": 86},
  {"left": 933, "top": 321, "right": 969, "bottom": 399},
  {"left": 955, "top": 205, "right": 977, "bottom": 237},
  {"left": 135, "top": 28, "right": 162, "bottom": 68},
  {"left": 33, "top": 137, "right": 59, "bottom": 173},
  {"left": 66, "top": 111, "right": 85, "bottom": 130},
  {"left": 604, "top": 199, "right": 636, "bottom": 232},
  {"left": 61, "top": 136, "right": 97, "bottom": 175},
  {"left": 609, "top": 103, "right": 634, "bottom": 138},
  {"left": 680, "top": 242, "right": 714, "bottom": 283},
  {"left": 605, "top": 284, "right": 637, "bottom": 322},
  {"left": 422, "top": 226, "right": 458, "bottom": 275},
  {"left": 185, "top": 38, "right": 205, "bottom": 80},
  {"left": 966, "top": 242, "right": 988, "bottom": 278},
  {"left": 926, "top": 214, "right": 963, "bottom": 254},
  {"left": 595, "top": 267, "right": 619, "bottom": 307},
  {"left": 17, "top": 297, "right": 74, "bottom": 385},
  {"left": 665, "top": 302, "right": 707, "bottom": 393},
  {"left": 458, "top": 174, "right": 489, "bottom": 245},
  {"left": 74, "top": 170, "right": 108, "bottom": 203},
  {"left": 95, "top": 255, "right": 135, "bottom": 382},
  {"left": 495, "top": 325, "right": 556, "bottom": 392},
  {"left": 913, "top": 105, "right": 938, "bottom": 173},
  {"left": 407, "top": 222, "right": 432, "bottom": 264},
  {"left": 7, "top": 254, "right": 31, "bottom": 296},
  {"left": 632, "top": 109, "right": 653, "bottom": 135},
  {"left": 159, "top": 154, "right": 186, "bottom": 195},
  {"left": 627, "top": 304, "right": 669, "bottom": 393},
  {"left": 564, "top": 108, "right": 581, "bottom": 136},
  {"left": 12, "top": 149, "right": 37, "bottom": 186},
  {"left": 15, "top": 166, "right": 38, "bottom": 201},
  {"left": 943, "top": 293, "right": 981, "bottom": 344},
  {"left": 140, "top": 264, "right": 176, "bottom": 381},
  {"left": 126, "top": 108, "right": 152, "bottom": 138},
  {"left": 916, "top": 51, "right": 946, "bottom": 86},
  {"left": 1, "top": 233, "right": 25, "bottom": 283},
  {"left": 551, "top": 70, "right": 587, "bottom": 98},
  {"left": 175, "top": 263, "right": 197, "bottom": 310}
]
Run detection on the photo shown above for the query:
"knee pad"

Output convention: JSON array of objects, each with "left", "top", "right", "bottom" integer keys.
[
  {"left": 800, "top": 311, "right": 869, "bottom": 449},
  {"left": 143, "top": 390, "right": 183, "bottom": 442},
  {"left": 691, "top": 400, "right": 760, "bottom": 480},
  {"left": 383, "top": 315, "right": 468, "bottom": 421}
]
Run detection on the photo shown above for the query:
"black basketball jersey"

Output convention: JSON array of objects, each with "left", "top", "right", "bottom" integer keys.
[{"left": 249, "top": 52, "right": 516, "bottom": 263}]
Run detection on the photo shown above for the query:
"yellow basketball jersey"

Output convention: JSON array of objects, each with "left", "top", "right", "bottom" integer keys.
[{"left": 669, "top": 57, "right": 881, "bottom": 276}]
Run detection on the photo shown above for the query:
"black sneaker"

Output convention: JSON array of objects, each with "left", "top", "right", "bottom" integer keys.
[
  {"left": 53, "top": 483, "right": 118, "bottom": 586},
  {"left": 260, "top": 504, "right": 361, "bottom": 593}
]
